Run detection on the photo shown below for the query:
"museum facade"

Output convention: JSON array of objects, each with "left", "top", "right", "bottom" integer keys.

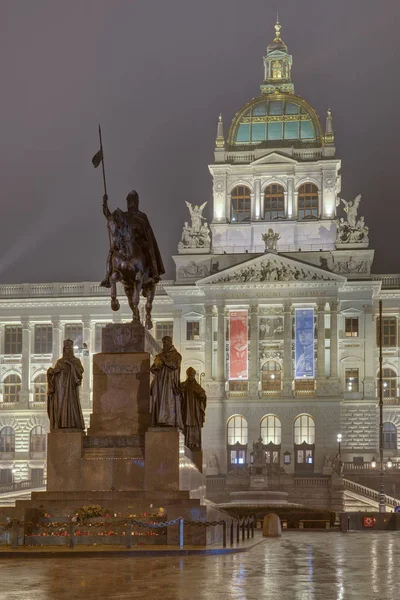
[{"left": 0, "top": 22, "right": 399, "bottom": 488}]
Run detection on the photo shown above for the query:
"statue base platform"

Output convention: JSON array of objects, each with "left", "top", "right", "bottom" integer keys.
[{"left": 102, "top": 321, "right": 160, "bottom": 356}]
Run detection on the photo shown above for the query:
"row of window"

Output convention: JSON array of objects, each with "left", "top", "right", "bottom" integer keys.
[
  {"left": 231, "top": 183, "right": 319, "bottom": 222},
  {"left": 227, "top": 415, "right": 398, "bottom": 450},
  {"left": 0, "top": 425, "right": 46, "bottom": 453}
]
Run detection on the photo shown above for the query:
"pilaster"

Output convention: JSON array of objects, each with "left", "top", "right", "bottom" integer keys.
[
  {"left": 20, "top": 318, "right": 31, "bottom": 406},
  {"left": 216, "top": 305, "right": 225, "bottom": 380},
  {"left": 173, "top": 310, "right": 182, "bottom": 353},
  {"left": 282, "top": 302, "right": 292, "bottom": 397},
  {"left": 51, "top": 317, "right": 62, "bottom": 365},
  {"left": 330, "top": 301, "right": 339, "bottom": 379},
  {"left": 363, "top": 304, "right": 376, "bottom": 398},
  {"left": 253, "top": 179, "right": 261, "bottom": 220},
  {"left": 81, "top": 316, "right": 91, "bottom": 409},
  {"left": 204, "top": 305, "right": 213, "bottom": 380},
  {"left": 287, "top": 178, "right": 294, "bottom": 218},
  {"left": 249, "top": 305, "right": 259, "bottom": 396}
]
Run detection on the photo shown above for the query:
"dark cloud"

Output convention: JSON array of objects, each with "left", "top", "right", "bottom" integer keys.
[{"left": 0, "top": 0, "right": 399, "bottom": 283}]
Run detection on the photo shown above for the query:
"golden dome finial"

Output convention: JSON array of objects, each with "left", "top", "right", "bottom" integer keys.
[{"left": 274, "top": 15, "right": 281, "bottom": 41}]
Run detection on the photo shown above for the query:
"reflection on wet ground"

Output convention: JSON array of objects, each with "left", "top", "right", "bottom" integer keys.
[{"left": 0, "top": 532, "right": 399, "bottom": 600}]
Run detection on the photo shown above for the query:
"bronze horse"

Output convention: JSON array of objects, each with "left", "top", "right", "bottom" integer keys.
[{"left": 102, "top": 202, "right": 156, "bottom": 330}]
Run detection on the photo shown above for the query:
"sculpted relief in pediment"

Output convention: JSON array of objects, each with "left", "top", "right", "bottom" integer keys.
[{"left": 210, "top": 258, "right": 332, "bottom": 284}]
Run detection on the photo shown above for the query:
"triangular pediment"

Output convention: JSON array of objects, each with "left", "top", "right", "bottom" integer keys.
[
  {"left": 197, "top": 253, "right": 346, "bottom": 285},
  {"left": 251, "top": 151, "right": 298, "bottom": 166}
]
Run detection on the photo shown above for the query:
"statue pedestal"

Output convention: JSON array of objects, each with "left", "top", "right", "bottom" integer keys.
[{"left": 88, "top": 352, "right": 151, "bottom": 436}]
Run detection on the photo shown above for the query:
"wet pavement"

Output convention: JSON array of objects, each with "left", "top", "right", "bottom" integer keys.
[{"left": 0, "top": 532, "right": 399, "bottom": 599}]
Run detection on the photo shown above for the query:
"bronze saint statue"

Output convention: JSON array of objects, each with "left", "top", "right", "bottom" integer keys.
[
  {"left": 47, "top": 340, "right": 85, "bottom": 431},
  {"left": 101, "top": 190, "right": 165, "bottom": 329},
  {"left": 150, "top": 336, "right": 183, "bottom": 428},
  {"left": 180, "top": 367, "right": 207, "bottom": 450}
]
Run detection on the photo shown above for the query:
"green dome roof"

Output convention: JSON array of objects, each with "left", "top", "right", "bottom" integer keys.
[{"left": 228, "top": 94, "right": 323, "bottom": 149}]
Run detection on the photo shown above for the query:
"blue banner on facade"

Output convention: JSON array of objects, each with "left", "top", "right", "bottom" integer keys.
[{"left": 295, "top": 308, "right": 315, "bottom": 379}]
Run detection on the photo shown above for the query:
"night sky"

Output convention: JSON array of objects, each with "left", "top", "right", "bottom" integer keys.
[{"left": 0, "top": 0, "right": 399, "bottom": 283}]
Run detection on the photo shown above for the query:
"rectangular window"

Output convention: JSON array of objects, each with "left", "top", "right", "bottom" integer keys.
[
  {"left": 284, "top": 121, "right": 299, "bottom": 139},
  {"left": 186, "top": 321, "right": 200, "bottom": 341},
  {"left": 4, "top": 326, "right": 22, "bottom": 354},
  {"left": 251, "top": 123, "right": 266, "bottom": 141},
  {"left": 230, "top": 450, "right": 246, "bottom": 465},
  {"left": 268, "top": 101, "right": 283, "bottom": 115},
  {"left": 345, "top": 318, "right": 359, "bottom": 337},
  {"left": 377, "top": 317, "right": 397, "bottom": 347},
  {"left": 300, "top": 120, "right": 315, "bottom": 139},
  {"left": 252, "top": 103, "right": 266, "bottom": 116},
  {"left": 155, "top": 322, "right": 173, "bottom": 342},
  {"left": 34, "top": 325, "right": 53, "bottom": 354},
  {"left": 345, "top": 368, "right": 359, "bottom": 392},
  {"left": 64, "top": 324, "right": 83, "bottom": 349},
  {"left": 95, "top": 323, "right": 107, "bottom": 353},
  {"left": 0, "top": 469, "right": 13, "bottom": 484},
  {"left": 267, "top": 121, "right": 283, "bottom": 140},
  {"left": 236, "top": 124, "right": 250, "bottom": 142}
]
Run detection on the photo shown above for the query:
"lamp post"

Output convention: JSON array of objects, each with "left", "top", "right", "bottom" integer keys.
[
  {"left": 337, "top": 433, "right": 342, "bottom": 455},
  {"left": 378, "top": 299, "right": 386, "bottom": 513}
]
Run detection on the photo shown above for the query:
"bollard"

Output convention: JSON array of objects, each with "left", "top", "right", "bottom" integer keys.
[
  {"left": 251, "top": 517, "right": 254, "bottom": 538},
  {"left": 242, "top": 519, "right": 245, "bottom": 541},
  {"left": 236, "top": 519, "right": 240, "bottom": 543},
  {"left": 68, "top": 522, "right": 75, "bottom": 548},
  {"left": 11, "top": 519, "right": 18, "bottom": 549},
  {"left": 222, "top": 520, "right": 227, "bottom": 548},
  {"left": 246, "top": 518, "right": 250, "bottom": 539},
  {"left": 126, "top": 522, "right": 133, "bottom": 549},
  {"left": 347, "top": 516, "right": 350, "bottom": 532},
  {"left": 178, "top": 518, "right": 184, "bottom": 549},
  {"left": 230, "top": 520, "right": 234, "bottom": 547}
]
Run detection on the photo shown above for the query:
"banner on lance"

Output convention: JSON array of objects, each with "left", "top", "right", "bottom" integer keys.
[
  {"left": 229, "top": 310, "right": 248, "bottom": 380},
  {"left": 295, "top": 308, "right": 315, "bottom": 379}
]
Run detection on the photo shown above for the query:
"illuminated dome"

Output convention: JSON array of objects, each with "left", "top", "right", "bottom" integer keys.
[{"left": 227, "top": 94, "right": 323, "bottom": 149}]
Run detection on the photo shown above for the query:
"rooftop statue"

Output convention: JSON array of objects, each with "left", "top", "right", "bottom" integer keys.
[
  {"left": 47, "top": 340, "right": 85, "bottom": 431},
  {"left": 178, "top": 202, "right": 211, "bottom": 252},
  {"left": 262, "top": 228, "right": 280, "bottom": 253},
  {"left": 335, "top": 194, "right": 369, "bottom": 246},
  {"left": 101, "top": 191, "right": 165, "bottom": 329}
]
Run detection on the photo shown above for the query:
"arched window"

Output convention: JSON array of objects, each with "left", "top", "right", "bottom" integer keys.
[
  {"left": 227, "top": 415, "right": 248, "bottom": 445},
  {"left": 30, "top": 426, "right": 46, "bottom": 453},
  {"left": 264, "top": 184, "right": 285, "bottom": 220},
  {"left": 378, "top": 368, "right": 398, "bottom": 399},
  {"left": 0, "top": 426, "right": 15, "bottom": 453},
  {"left": 297, "top": 184, "right": 318, "bottom": 220},
  {"left": 231, "top": 186, "right": 251, "bottom": 223},
  {"left": 294, "top": 414, "right": 315, "bottom": 445},
  {"left": 382, "top": 422, "right": 397, "bottom": 450},
  {"left": 261, "top": 415, "right": 281, "bottom": 444},
  {"left": 3, "top": 374, "right": 21, "bottom": 403},
  {"left": 33, "top": 373, "right": 47, "bottom": 403},
  {"left": 227, "top": 415, "right": 248, "bottom": 468},
  {"left": 261, "top": 361, "right": 282, "bottom": 393}
]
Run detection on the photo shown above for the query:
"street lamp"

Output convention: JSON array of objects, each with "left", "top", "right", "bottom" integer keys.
[
  {"left": 337, "top": 433, "right": 342, "bottom": 455},
  {"left": 371, "top": 457, "right": 377, "bottom": 469},
  {"left": 378, "top": 299, "right": 386, "bottom": 512},
  {"left": 386, "top": 458, "right": 393, "bottom": 469}
]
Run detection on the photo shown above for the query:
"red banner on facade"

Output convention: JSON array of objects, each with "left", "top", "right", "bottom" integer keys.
[{"left": 229, "top": 310, "right": 248, "bottom": 380}]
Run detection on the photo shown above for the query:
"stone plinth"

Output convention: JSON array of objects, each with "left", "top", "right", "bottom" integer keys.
[
  {"left": 144, "top": 428, "right": 205, "bottom": 499},
  {"left": 102, "top": 321, "right": 160, "bottom": 356},
  {"left": 88, "top": 352, "right": 151, "bottom": 436}
]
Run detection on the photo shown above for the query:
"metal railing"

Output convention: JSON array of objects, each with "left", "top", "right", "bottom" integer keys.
[
  {"left": 0, "top": 516, "right": 255, "bottom": 549},
  {"left": 342, "top": 478, "right": 400, "bottom": 509}
]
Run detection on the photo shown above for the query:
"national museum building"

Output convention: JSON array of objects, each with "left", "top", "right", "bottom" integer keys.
[{"left": 0, "top": 22, "right": 399, "bottom": 491}]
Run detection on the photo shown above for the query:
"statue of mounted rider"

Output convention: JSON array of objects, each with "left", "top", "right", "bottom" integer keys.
[{"left": 92, "top": 126, "right": 165, "bottom": 329}]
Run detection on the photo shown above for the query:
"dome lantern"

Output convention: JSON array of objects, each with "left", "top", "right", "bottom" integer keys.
[{"left": 261, "top": 19, "right": 294, "bottom": 95}]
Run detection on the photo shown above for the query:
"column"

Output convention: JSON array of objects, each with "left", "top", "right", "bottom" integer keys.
[
  {"left": 249, "top": 305, "right": 259, "bottom": 395},
  {"left": 51, "top": 317, "right": 62, "bottom": 365},
  {"left": 216, "top": 305, "right": 225, "bottom": 380},
  {"left": 317, "top": 302, "right": 326, "bottom": 379},
  {"left": 330, "top": 301, "right": 339, "bottom": 378},
  {"left": 363, "top": 304, "right": 376, "bottom": 398},
  {"left": 204, "top": 305, "right": 213, "bottom": 380},
  {"left": 287, "top": 177, "right": 294, "bottom": 218},
  {"left": 253, "top": 179, "right": 261, "bottom": 220},
  {"left": 81, "top": 316, "right": 91, "bottom": 408},
  {"left": 20, "top": 318, "right": 31, "bottom": 405},
  {"left": 283, "top": 302, "right": 292, "bottom": 396},
  {"left": 173, "top": 310, "right": 182, "bottom": 354}
]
